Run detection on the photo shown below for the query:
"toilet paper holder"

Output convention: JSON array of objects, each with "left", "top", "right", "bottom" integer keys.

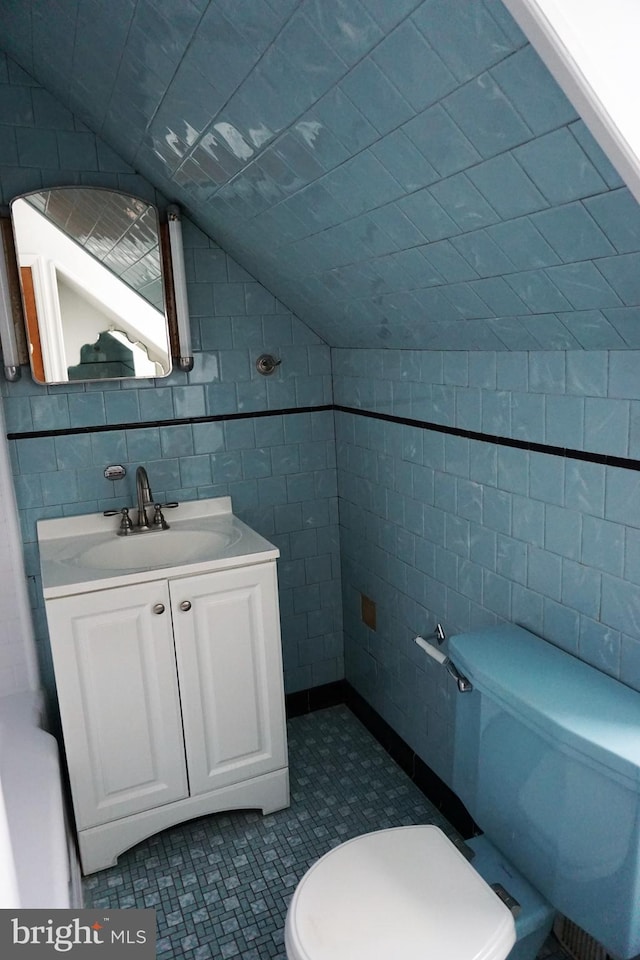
[{"left": 414, "top": 624, "right": 473, "bottom": 693}]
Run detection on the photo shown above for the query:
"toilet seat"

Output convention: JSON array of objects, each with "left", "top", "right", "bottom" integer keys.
[{"left": 285, "top": 825, "right": 516, "bottom": 960}]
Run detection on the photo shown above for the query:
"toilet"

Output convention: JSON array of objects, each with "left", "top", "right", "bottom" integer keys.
[
  {"left": 285, "top": 625, "right": 640, "bottom": 960},
  {"left": 285, "top": 824, "right": 520, "bottom": 960}
]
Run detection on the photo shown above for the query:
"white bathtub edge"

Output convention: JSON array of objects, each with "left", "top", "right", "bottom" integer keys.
[{"left": 0, "top": 690, "right": 81, "bottom": 908}]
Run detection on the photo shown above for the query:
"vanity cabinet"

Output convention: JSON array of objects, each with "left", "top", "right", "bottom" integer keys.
[{"left": 45, "top": 560, "right": 289, "bottom": 874}]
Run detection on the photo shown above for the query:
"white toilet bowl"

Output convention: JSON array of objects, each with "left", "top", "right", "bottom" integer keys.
[{"left": 285, "top": 825, "right": 516, "bottom": 960}]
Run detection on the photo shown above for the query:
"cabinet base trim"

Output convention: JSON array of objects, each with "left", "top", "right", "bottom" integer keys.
[{"left": 78, "top": 766, "right": 290, "bottom": 875}]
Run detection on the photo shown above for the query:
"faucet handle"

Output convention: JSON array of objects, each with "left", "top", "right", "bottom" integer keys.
[
  {"left": 104, "top": 506, "right": 134, "bottom": 534},
  {"left": 119, "top": 507, "right": 134, "bottom": 532},
  {"left": 152, "top": 503, "right": 170, "bottom": 530}
]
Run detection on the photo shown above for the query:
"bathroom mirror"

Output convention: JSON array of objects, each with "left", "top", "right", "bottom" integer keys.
[{"left": 10, "top": 187, "right": 173, "bottom": 384}]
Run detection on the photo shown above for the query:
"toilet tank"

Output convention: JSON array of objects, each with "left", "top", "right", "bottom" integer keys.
[{"left": 449, "top": 625, "right": 640, "bottom": 960}]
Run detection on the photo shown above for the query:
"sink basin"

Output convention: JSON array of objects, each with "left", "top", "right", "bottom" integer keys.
[
  {"left": 70, "top": 528, "right": 238, "bottom": 571},
  {"left": 38, "top": 496, "right": 280, "bottom": 598}
]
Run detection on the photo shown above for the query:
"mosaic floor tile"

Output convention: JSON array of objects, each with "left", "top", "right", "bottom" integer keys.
[{"left": 83, "top": 705, "right": 569, "bottom": 959}]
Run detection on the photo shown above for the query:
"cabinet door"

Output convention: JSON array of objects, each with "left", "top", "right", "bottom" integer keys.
[
  {"left": 46, "top": 581, "right": 188, "bottom": 829},
  {"left": 170, "top": 562, "right": 287, "bottom": 797}
]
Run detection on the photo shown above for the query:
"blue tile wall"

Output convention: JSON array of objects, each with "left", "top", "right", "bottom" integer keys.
[
  {"left": 0, "top": 54, "right": 341, "bottom": 700},
  {"left": 335, "top": 346, "right": 640, "bottom": 784},
  {"left": 335, "top": 346, "right": 640, "bottom": 461},
  {"left": 1, "top": 0, "right": 639, "bottom": 351}
]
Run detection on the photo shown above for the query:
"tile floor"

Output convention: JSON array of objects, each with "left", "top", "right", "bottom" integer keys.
[{"left": 83, "top": 705, "right": 570, "bottom": 960}]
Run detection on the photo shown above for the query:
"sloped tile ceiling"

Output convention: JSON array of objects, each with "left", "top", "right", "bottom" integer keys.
[{"left": 2, "top": 0, "right": 640, "bottom": 350}]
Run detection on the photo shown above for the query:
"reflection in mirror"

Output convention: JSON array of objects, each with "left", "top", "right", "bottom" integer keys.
[{"left": 10, "top": 188, "right": 172, "bottom": 384}]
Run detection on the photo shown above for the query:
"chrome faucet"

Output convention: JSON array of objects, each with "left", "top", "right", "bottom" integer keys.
[
  {"left": 103, "top": 465, "right": 178, "bottom": 535},
  {"left": 136, "top": 465, "right": 154, "bottom": 529}
]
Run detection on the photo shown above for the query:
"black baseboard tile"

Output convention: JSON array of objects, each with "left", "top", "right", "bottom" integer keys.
[
  {"left": 285, "top": 689, "right": 312, "bottom": 718},
  {"left": 343, "top": 685, "right": 415, "bottom": 775},
  {"left": 288, "top": 679, "right": 477, "bottom": 838},
  {"left": 344, "top": 684, "right": 477, "bottom": 837},
  {"left": 285, "top": 679, "right": 348, "bottom": 718},
  {"left": 412, "top": 755, "right": 476, "bottom": 838}
]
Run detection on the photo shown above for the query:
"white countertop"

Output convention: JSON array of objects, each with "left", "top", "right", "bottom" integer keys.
[{"left": 38, "top": 497, "right": 279, "bottom": 599}]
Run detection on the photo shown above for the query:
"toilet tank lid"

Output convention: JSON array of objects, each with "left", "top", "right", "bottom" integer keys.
[{"left": 449, "top": 625, "right": 640, "bottom": 785}]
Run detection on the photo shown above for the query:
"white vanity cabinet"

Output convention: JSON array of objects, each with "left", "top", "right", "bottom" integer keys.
[{"left": 39, "top": 500, "right": 289, "bottom": 875}]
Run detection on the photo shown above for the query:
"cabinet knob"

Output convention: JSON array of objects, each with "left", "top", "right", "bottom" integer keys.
[
  {"left": 179, "top": 600, "right": 192, "bottom": 612},
  {"left": 153, "top": 603, "right": 165, "bottom": 615}
]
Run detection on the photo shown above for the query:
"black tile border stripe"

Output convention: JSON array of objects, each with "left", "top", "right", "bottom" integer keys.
[
  {"left": 6, "top": 400, "right": 640, "bottom": 472},
  {"left": 334, "top": 404, "right": 640, "bottom": 472},
  {"left": 5, "top": 404, "right": 335, "bottom": 441},
  {"left": 286, "top": 679, "right": 476, "bottom": 839}
]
